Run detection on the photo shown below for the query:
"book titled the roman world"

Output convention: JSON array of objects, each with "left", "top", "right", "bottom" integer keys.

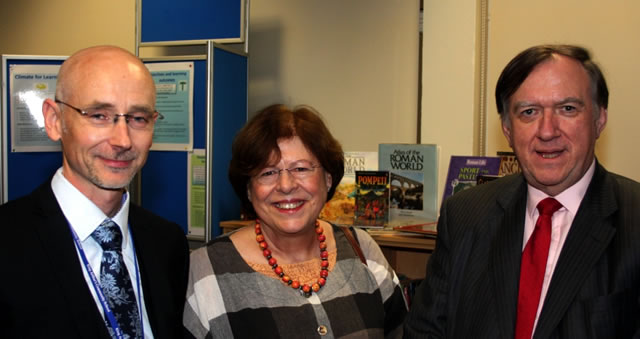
[{"left": 378, "top": 144, "right": 438, "bottom": 223}]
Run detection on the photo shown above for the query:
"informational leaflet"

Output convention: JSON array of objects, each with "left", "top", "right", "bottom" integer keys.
[
  {"left": 146, "top": 62, "right": 194, "bottom": 151},
  {"left": 9, "top": 64, "right": 61, "bottom": 152},
  {"left": 187, "top": 149, "right": 206, "bottom": 238}
]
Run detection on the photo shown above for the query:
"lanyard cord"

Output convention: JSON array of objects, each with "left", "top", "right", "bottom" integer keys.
[{"left": 68, "top": 223, "right": 145, "bottom": 339}]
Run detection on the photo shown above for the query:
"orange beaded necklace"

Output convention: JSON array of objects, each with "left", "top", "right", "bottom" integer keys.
[{"left": 254, "top": 219, "right": 329, "bottom": 297}]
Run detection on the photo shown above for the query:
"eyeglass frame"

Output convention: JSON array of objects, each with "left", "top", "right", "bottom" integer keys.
[
  {"left": 253, "top": 163, "right": 323, "bottom": 185},
  {"left": 54, "top": 98, "right": 163, "bottom": 130}
]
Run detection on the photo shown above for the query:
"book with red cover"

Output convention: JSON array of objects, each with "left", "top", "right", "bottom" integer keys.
[
  {"left": 354, "top": 170, "right": 390, "bottom": 227},
  {"left": 392, "top": 221, "right": 438, "bottom": 237}
]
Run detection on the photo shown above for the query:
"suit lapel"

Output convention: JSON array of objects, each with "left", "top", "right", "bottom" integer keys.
[
  {"left": 128, "top": 206, "right": 161, "bottom": 337},
  {"left": 31, "top": 183, "right": 111, "bottom": 339},
  {"left": 534, "top": 163, "right": 617, "bottom": 338},
  {"left": 490, "top": 176, "right": 528, "bottom": 338}
]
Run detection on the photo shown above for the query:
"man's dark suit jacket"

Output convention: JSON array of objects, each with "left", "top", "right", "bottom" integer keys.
[
  {"left": 404, "top": 162, "right": 640, "bottom": 338},
  {"left": 0, "top": 180, "right": 190, "bottom": 338}
]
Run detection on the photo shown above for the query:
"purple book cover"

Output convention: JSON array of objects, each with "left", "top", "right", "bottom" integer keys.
[{"left": 442, "top": 156, "right": 501, "bottom": 204}]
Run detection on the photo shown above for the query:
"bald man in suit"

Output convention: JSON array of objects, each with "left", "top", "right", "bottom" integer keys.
[{"left": 0, "top": 46, "right": 189, "bottom": 338}]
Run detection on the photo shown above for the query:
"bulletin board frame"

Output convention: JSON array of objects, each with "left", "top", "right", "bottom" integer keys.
[
  {"left": 140, "top": 43, "right": 247, "bottom": 241},
  {"left": 1, "top": 55, "right": 67, "bottom": 204},
  {"left": 136, "top": 0, "right": 247, "bottom": 45}
]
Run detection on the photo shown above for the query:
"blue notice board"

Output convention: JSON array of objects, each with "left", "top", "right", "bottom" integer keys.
[
  {"left": 1, "top": 56, "right": 66, "bottom": 203},
  {"left": 139, "top": 0, "right": 245, "bottom": 43},
  {"left": 141, "top": 47, "right": 247, "bottom": 237}
]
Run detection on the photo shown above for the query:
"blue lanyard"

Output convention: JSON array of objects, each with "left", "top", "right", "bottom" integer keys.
[{"left": 68, "top": 223, "right": 145, "bottom": 339}]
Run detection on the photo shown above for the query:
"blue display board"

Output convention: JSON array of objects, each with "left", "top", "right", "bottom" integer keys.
[
  {"left": 139, "top": 0, "right": 245, "bottom": 43},
  {"left": 141, "top": 47, "right": 247, "bottom": 237},
  {"left": 1, "top": 56, "right": 66, "bottom": 203}
]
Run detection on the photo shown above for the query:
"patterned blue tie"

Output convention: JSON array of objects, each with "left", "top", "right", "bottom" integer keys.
[{"left": 92, "top": 219, "right": 142, "bottom": 339}]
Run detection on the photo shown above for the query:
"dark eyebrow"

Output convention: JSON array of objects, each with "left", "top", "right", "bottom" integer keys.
[
  {"left": 557, "top": 97, "right": 585, "bottom": 106},
  {"left": 511, "top": 101, "right": 538, "bottom": 112},
  {"left": 511, "top": 97, "right": 586, "bottom": 112}
]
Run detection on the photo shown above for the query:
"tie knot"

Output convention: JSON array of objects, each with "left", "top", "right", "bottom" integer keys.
[
  {"left": 537, "top": 197, "right": 563, "bottom": 216},
  {"left": 91, "top": 219, "right": 123, "bottom": 251}
]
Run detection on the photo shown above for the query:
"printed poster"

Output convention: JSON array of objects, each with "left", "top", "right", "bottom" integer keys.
[
  {"left": 9, "top": 64, "right": 61, "bottom": 152},
  {"left": 187, "top": 149, "right": 206, "bottom": 238},
  {"left": 146, "top": 62, "right": 194, "bottom": 151}
]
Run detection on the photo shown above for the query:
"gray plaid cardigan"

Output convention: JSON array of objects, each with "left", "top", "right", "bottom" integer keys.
[{"left": 183, "top": 225, "right": 408, "bottom": 338}]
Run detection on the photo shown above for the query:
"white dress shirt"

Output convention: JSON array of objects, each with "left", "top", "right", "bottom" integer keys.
[
  {"left": 51, "top": 167, "right": 154, "bottom": 338},
  {"left": 523, "top": 160, "right": 596, "bottom": 337}
]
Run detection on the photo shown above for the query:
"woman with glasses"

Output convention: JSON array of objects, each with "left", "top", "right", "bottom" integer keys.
[{"left": 183, "top": 104, "right": 407, "bottom": 338}]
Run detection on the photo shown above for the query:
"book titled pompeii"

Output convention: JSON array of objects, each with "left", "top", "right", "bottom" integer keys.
[
  {"left": 378, "top": 144, "right": 438, "bottom": 223},
  {"left": 320, "top": 151, "right": 378, "bottom": 225},
  {"left": 354, "top": 170, "right": 390, "bottom": 227}
]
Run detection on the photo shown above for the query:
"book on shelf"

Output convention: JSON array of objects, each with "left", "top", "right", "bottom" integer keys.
[
  {"left": 354, "top": 170, "right": 390, "bottom": 227},
  {"left": 320, "top": 151, "right": 378, "bottom": 225},
  {"left": 497, "top": 151, "right": 522, "bottom": 176},
  {"left": 476, "top": 174, "right": 500, "bottom": 185},
  {"left": 392, "top": 221, "right": 438, "bottom": 238},
  {"left": 378, "top": 143, "right": 438, "bottom": 223},
  {"left": 442, "top": 156, "right": 502, "bottom": 203}
]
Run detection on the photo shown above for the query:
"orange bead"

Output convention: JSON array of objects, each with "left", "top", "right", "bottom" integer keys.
[
  {"left": 256, "top": 234, "right": 264, "bottom": 242},
  {"left": 315, "top": 227, "right": 323, "bottom": 234},
  {"left": 302, "top": 284, "right": 311, "bottom": 293},
  {"left": 319, "top": 242, "right": 327, "bottom": 249},
  {"left": 311, "top": 283, "right": 320, "bottom": 292},
  {"left": 259, "top": 241, "right": 268, "bottom": 250},
  {"left": 291, "top": 281, "right": 300, "bottom": 289},
  {"left": 282, "top": 275, "right": 291, "bottom": 283}
]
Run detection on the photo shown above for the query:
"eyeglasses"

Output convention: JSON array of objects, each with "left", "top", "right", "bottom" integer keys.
[
  {"left": 55, "top": 99, "right": 163, "bottom": 130},
  {"left": 255, "top": 163, "right": 322, "bottom": 185}
]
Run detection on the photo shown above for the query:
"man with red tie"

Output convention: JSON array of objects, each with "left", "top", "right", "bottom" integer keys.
[{"left": 404, "top": 45, "right": 640, "bottom": 338}]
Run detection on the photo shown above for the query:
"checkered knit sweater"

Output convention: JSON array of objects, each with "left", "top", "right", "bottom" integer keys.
[{"left": 183, "top": 225, "right": 408, "bottom": 338}]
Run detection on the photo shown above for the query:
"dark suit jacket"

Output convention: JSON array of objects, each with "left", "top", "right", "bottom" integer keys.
[
  {"left": 0, "top": 180, "right": 190, "bottom": 338},
  {"left": 404, "top": 162, "right": 640, "bottom": 338}
]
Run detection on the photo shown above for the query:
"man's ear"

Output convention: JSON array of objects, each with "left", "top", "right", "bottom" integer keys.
[
  {"left": 501, "top": 118, "right": 514, "bottom": 148},
  {"left": 595, "top": 107, "right": 608, "bottom": 139},
  {"left": 42, "top": 98, "right": 62, "bottom": 141}
]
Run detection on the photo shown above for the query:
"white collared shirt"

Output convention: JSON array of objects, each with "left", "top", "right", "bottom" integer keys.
[
  {"left": 51, "top": 167, "right": 154, "bottom": 338},
  {"left": 523, "top": 160, "right": 596, "bottom": 337}
]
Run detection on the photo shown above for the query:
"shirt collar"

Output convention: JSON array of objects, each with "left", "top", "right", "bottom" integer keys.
[
  {"left": 51, "top": 167, "right": 130, "bottom": 243},
  {"left": 526, "top": 160, "right": 596, "bottom": 218}
]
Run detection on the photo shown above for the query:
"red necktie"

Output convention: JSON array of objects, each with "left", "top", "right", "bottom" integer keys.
[{"left": 515, "top": 197, "right": 563, "bottom": 339}]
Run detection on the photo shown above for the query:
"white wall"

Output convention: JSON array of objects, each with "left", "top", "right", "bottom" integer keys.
[
  {"left": 420, "top": 1, "right": 480, "bottom": 205},
  {"left": 0, "top": 0, "right": 134, "bottom": 55},
  {"left": 248, "top": 0, "right": 420, "bottom": 151}
]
